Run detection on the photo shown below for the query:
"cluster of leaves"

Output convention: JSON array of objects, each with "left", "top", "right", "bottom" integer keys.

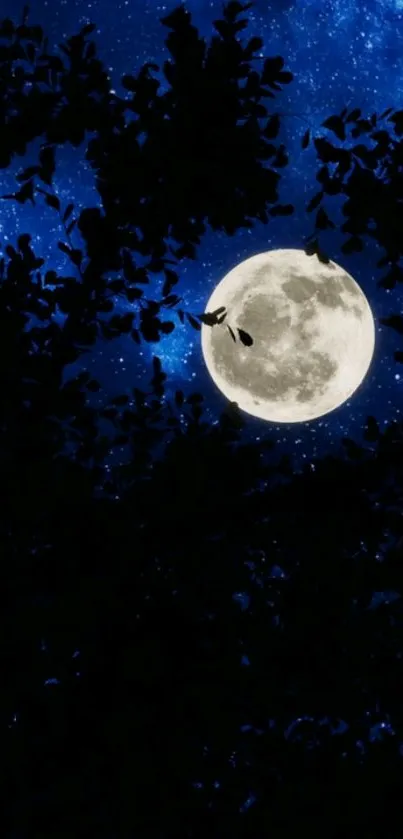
[
  {"left": 0, "top": 3, "right": 403, "bottom": 838},
  {"left": 300, "top": 104, "right": 403, "bottom": 360}
]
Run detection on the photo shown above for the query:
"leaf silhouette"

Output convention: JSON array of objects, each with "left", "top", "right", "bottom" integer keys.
[
  {"left": 162, "top": 268, "right": 179, "bottom": 297},
  {"left": 197, "top": 311, "right": 225, "bottom": 326},
  {"left": 237, "top": 328, "right": 253, "bottom": 346},
  {"left": 307, "top": 190, "right": 324, "bottom": 213},
  {"left": 63, "top": 203, "right": 74, "bottom": 223},
  {"left": 270, "top": 203, "right": 294, "bottom": 217},
  {"left": 304, "top": 238, "right": 319, "bottom": 256},
  {"left": 351, "top": 119, "right": 372, "bottom": 138},
  {"left": 58, "top": 241, "right": 71, "bottom": 257},
  {"left": 163, "top": 294, "right": 182, "bottom": 308},
  {"left": 16, "top": 165, "right": 40, "bottom": 182},
  {"left": 152, "top": 356, "right": 162, "bottom": 376},
  {"left": 317, "top": 248, "right": 330, "bottom": 264},
  {"left": 263, "top": 114, "right": 280, "bottom": 140},
  {"left": 380, "top": 315, "right": 403, "bottom": 335},
  {"left": 186, "top": 393, "right": 203, "bottom": 404},
  {"left": 341, "top": 236, "right": 363, "bottom": 254},
  {"left": 87, "top": 379, "right": 101, "bottom": 393},
  {"left": 315, "top": 206, "right": 335, "bottom": 231},
  {"left": 363, "top": 415, "right": 380, "bottom": 443},
  {"left": 45, "top": 193, "right": 60, "bottom": 212},
  {"left": 342, "top": 437, "right": 363, "bottom": 459},
  {"left": 346, "top": 108, "right": 362, "bottom": 122},
  {"left": 321, "top": 115, "right": 346, "bottom": 142},
  {"left": 187, "top": 314, "right": 201, "bottom": 331},
  {"left": 388, "top": 109, "right": 403, "bottom": 136},
  {"left": 38, "top": 145, "right": 56, "bottom": 185}
]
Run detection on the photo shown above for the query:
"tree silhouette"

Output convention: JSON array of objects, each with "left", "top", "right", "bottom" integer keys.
[{"left": 1, "top": 2, "right": 403, "bottom": 837}]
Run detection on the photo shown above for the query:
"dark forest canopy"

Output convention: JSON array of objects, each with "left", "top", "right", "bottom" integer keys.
[{"left": 1, "top": 2, "right": 403, "bottom": 836}]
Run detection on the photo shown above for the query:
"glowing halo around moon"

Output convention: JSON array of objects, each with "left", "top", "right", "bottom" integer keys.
[{"left": 201, "top": 249, "right": 376, "bottom": 424}]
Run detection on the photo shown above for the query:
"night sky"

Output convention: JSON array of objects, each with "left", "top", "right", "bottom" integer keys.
[{"left": 2, "top": 0, "right": 403, "bottom": 472}]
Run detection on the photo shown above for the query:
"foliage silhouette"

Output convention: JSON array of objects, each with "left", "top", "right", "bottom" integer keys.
[
  {"left": 0, "top": 2, "right": 403, "bottom": 838},
  {"left": 301, "top": 100, "right": 403, "bottom": 367}
]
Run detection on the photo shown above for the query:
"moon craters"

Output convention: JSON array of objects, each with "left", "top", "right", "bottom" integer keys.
[
  {"left": 201, "top": 249, "right": 375, "bottom": 423},
  {"left": 240, "top": 293, "right": 292, "bottom": 343},
  {"left": 211, "top": 290, "right": 339, "bottom": 405},
  {"left": 282, "top": 270, "right": 358, "bottom": 312}
]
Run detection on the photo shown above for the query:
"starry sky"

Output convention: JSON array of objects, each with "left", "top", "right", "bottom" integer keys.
[{"left": 2, "top": 0, "right": 403, "bottom": 472}]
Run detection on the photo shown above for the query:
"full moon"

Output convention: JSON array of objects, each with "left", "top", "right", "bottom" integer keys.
[{"left": 201, "top": 249, "right": 375, "bottom": 423}]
